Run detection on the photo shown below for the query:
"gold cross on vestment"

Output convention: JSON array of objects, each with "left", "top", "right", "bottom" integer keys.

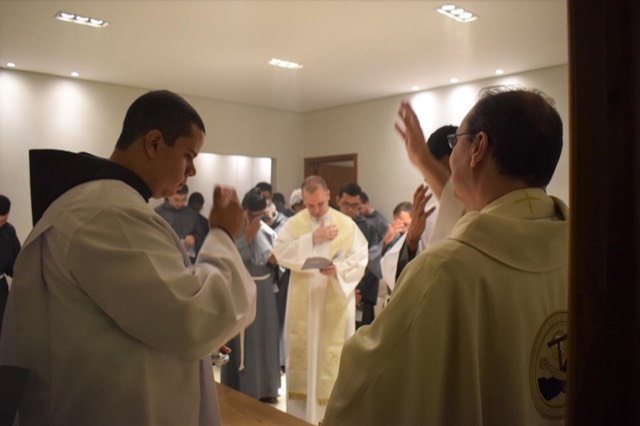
[{"left": 513, "top": 189, "right": 540, "bottom": 214}]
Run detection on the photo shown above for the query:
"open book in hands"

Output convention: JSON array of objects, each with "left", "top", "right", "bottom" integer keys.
[
  {"left": 301, "top": 256, "right": 332, "bottom": 270},
  {"left": 301, "top": 250, "right": 343, "bottom": 270}
]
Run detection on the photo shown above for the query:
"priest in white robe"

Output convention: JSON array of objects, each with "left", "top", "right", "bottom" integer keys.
[
  {"left": 324, "top": 87, "right": 569, "bottom": 425},
  {"left": 273, "top": 175, "right": 368, "bottom": 425},
  {"left": 380, "top": 125, "right": 465, "bottom": 291},
  {"left": 0, "top": 91, "right": 256, "bottom": 426}
]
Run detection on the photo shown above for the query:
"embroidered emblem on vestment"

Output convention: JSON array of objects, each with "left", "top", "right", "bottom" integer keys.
[{"left": 529, "top": 310, "right": 567, "bottom": 419}]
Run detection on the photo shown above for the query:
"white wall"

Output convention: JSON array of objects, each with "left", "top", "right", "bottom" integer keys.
[
  {"left": 0, "top": 69, "right": 303, "bottom": 240},
  {"left": 302, "top": 65, "right": 569, "bottom": 220},
  {"left": 1, "top": 65, "right": 569, "bottom": 241},
  {"left": 166, "top": 153, "right": 272, "bottom": 216}
]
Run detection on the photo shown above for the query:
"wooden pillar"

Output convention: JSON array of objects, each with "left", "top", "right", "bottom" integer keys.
[{"left": 567, "top": 0, "right": 640, "bottom": 424}]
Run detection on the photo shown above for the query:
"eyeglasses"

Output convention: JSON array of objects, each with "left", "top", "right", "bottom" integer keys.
[
  {"left": 447, "top": 132, "right": 477, "bottom": 149},
  {"left": 340, "top": 201, "right": 361, "bottom": 210}
]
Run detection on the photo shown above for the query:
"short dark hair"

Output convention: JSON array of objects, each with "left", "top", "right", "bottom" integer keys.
[
  {"left": 176, "top": 184, "right": 189, "bottom": 195},
  {"left": 272, "top": 192, "right": 286, "bottom": 206},
  {"left": 255, "top": 182, "right": 272, "bottom": 194},
  {"left": 360, "top": 192, "right": 370, "bottom": 204},
  {"left": 188, "top": 192, "right": 205, "bottom": 207},
  {"left": 393, "top": 201, "right": 412, "bottom": 216},
  {"left": 115, "top": 90, "right": 205, "bottom": 150},
  {"left": 466, "top": 86, "right": 563, "bottom": 187},
  {"left": 0, "top": 195, "right": 10, "bottom": 216},
  {"left": 338, "top": 183, "right": 362, "bottom": 198},
  {"left": 242, "top": 187, "right": 267, "bottom": 212},
  {"left": 302, "top": 176, "right": 328, "bottom": 193},
  {"left": 427, "top": 125, "right": 457, "bottom": 160}
]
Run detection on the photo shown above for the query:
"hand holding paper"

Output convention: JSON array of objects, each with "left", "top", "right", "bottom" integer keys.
[
  {"left": 301, "top": 256, "right": 332, "bottom": 270},
  {"left": 301, "top": 250, "right": 343, "bottom": 271}
]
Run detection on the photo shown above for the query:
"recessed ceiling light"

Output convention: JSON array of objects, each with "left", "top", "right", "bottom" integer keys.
[
  {"left": 496, "top": 69, "right": 505, "bottom": 75},
  {"left": 70, "top": 71, "right": 80, "bottom": 77},
  {"left": 55, "top": 11, "right": 109, "bottom": 28},
  {"left": 6, "top": 62, "right": 16, "bottom": 68},
  {"left": 436, "top": 4, "right": 478, "bottom": 23},
  {"left": 268, "top": 58, "right": 303, "bottom": 69},
  {"left": 450, "top": 77, "right": 459, "bottom": 83},
  {"left": 411, "top": 86, "right": 420, "bottom": 91}
]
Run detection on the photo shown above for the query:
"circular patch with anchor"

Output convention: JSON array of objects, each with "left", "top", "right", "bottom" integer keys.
[{"left": 529, "top": 310, "right": 568, "bottom": 419}]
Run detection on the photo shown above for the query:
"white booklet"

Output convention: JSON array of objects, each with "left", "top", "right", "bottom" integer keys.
[
  {"left": 301, "top": 250, "right": 343, "bottom": 270},
  {"left": 301, "top": 256, "right": 332, "bottom": 270}
]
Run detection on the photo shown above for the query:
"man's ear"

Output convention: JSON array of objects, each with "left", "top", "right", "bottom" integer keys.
[
  {"left": 470, "top": 131, "right": 490, "bottom": 168},
  {"left": 143, "top": 130, "right": 164, "bottom": 158}
]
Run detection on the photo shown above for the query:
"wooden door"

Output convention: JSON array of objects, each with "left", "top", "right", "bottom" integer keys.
[
  {"left": 567, "top": 0, "right": 640, "bottom": 424},
  {"left": 304, "top": 154, "right": 357, "bottom": 209}
]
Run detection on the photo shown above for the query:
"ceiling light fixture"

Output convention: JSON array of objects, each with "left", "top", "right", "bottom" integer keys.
[
  {"left": 70, "top": 71, "right": 80, "bottom": 77},
  {"left": 411, "top": 86, "right": 420, "bottom": 91},
  {"left": 437, "top": 4, "right": 478, "bottom": 23},
  {"left": 495, "top": 69, "right": 505, "bottom": 75},
  {"left": 450, "top": 77, "right": 459, "bottom": 83},
  {"left": 6, "top": 62, "right": 16, "bottom": 68},
  {"left": 55, "top": 11, "right": 109, "bottom": 28},
  {"left": 268, "top": 58, "right": 303, "bottom": 69}
]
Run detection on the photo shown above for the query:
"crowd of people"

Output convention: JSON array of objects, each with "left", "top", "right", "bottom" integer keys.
[{"left": 0, "top": 85, "right": 568, "bottom": 426}]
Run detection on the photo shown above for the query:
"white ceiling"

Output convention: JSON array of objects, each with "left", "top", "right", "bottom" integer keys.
[{"left": 0, "top": 0, "right": 567, "bottom": 113}]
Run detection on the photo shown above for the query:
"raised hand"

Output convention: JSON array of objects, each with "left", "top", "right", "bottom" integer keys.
[
  {"left": 394, "top": 100, "right": 451, "bottom": 199},
  {"left": 406, "top": 184, "right": 436, "bottom": 253},
  {"left": 394, "top": 101, "right": 430, "bottom": 172},
  {"left": 209, "top": 186, "right": 244, "bottom": 241},
  {"left": 383, "top": 219, "right": 406, "bottom": 247}
]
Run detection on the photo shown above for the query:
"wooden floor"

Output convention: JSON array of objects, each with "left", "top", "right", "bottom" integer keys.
[{"left": 217, "top": 382, "right": 312, "bottom": 426}]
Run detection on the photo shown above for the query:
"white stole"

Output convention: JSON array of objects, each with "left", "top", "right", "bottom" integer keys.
[{"left": 286, "top": 210, "right": 354, "bottom": 405}]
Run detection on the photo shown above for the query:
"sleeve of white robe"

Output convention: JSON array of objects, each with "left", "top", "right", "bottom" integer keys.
[
  {"left": 66, "top": 207, "right": 256, "bottom": 362},
  {"left": 380, "top": 232, "right": 406, "bottom": 292},
  {"left": 428, "top": 178, "right": 465, "bottom": 244},
  {"left": 331, "top": 222, "right": 368, "bottom": 298},
  {"left": 381, "top": 180, "right": 465, "bottom": 291},
  {"left": 380, "top": 214, "right": 432, "bottom": 292},
  {"left": 272, "top": 224, "right": 314, "bottom": 273}
]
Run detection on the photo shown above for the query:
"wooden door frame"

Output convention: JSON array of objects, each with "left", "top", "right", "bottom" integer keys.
[
  {"left": 304, "top": 153, "right": 358, "bottom": 179},
  {"left": 567, "top": 0, "right": 640, "bottom": 424}
]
